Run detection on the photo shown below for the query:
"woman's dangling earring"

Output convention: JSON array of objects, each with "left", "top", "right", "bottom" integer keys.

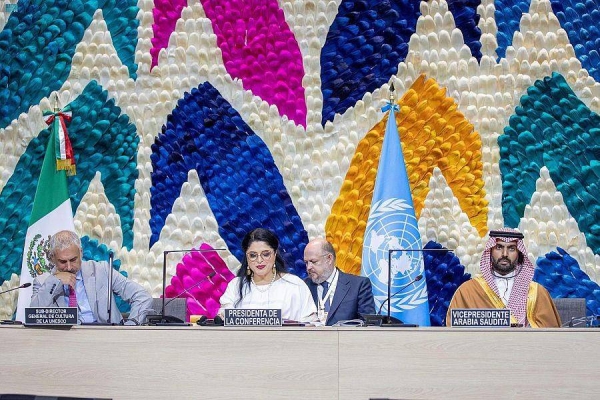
[{"left": 246, "top": 267, "right": 252, "bottom": 276}]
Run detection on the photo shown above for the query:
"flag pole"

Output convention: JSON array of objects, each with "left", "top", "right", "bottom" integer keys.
[
  {"left": 362, "top": 79, "right": 430, "bottom": 326},
  {"left": 385, "top": 81, "right": 395, "bottom": 322}
]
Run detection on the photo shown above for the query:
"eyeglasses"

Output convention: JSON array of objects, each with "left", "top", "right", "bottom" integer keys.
[
  {"left": 246, "top": 250, "right": 274, "bottom": 262},
  {"left": 304, "top": 254, "right": 330, "bottom": 266}
]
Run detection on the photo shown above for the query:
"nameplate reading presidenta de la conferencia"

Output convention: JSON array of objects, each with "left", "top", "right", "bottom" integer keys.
[{"left": 224, "top": 308, "right": 282, "bottom": 326}]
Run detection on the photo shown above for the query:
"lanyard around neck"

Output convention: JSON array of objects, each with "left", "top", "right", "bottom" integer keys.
[{"left": 318, "top": 268, "right": 338, "bottom": 309}]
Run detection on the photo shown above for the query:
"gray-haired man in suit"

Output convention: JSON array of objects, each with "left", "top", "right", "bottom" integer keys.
[
  {"left": 304, "top": 238, "right": 375, "bottom": 326},
  {"left": 31, "top": 230, "right": 152, "bottom": 324}
]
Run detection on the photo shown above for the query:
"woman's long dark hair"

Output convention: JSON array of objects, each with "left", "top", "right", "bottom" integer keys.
[{"left": 235, "top": 228, "right": 288, "bottom": 306}]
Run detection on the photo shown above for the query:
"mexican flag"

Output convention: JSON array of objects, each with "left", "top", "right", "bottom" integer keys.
[{"left": 16, "top": 111, "right": 75, "bottom": 322}]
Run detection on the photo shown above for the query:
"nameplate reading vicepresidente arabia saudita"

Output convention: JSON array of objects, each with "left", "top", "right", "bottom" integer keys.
[
  {"left": 224, "top": 309, "right": 282, "bottom": 326},
  {"left": 25, "top": 307, "right": 78, "bottom": 325},
  {"left": 450, "top": 308, "right": 511, "bottom": 327}
]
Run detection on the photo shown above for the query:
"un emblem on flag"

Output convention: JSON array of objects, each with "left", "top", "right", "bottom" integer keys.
[
  {"left": 362, "top": 199, "right": 428, "bottom": 311},
  {"left": 26, "top": 234, "right": 52, "bottom": 277}
]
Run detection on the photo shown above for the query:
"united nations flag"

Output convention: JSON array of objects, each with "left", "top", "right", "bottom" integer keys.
[{"left": 361, "top": 92, "right": 430, "bottom": 326}]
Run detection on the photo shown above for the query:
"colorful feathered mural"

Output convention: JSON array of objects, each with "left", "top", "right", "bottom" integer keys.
[{"left": 1, "top": 0, "right": 599, "bottom": 324}]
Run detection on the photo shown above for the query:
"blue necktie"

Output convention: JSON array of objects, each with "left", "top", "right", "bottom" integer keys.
[{"left": 321, "top": 281, "right": 330, "bottom": 312}]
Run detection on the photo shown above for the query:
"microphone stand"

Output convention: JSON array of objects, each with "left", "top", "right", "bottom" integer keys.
[
  {"left": 0, "top": 283, "right": 31, "bottom": 295},
  {"left": 151, "top": 248, "right": 225, "bottom": 326},
  {"left": 0, "top": 282, "right": 29, "bottom": 323},
  {"left": 380, "top": 247, "right": 451, "bottom": 327},
  {"left": 107, "top": 251, "right": 114, "bottom": 323},
  {"left": 163, "top": 271, "right": 216, "bottom": 309},
  {"left": 81, "top": 252, "right": 117, "bottom": 326}
]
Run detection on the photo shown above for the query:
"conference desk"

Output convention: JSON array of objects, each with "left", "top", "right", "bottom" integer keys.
[{"left": 1, "top": 325, "right": 598, "bottom": 399}]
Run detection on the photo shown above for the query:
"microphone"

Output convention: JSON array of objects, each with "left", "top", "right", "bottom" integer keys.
[
  {"left": 0, "top": 282, "right": 31, "bottom": 295},
  {"left": 361, "top": 247, "right": 451, "bottom": 327},
  {"left": 377, "top": 274, "right": 423, "bottom": 316},
  {"left": 383, "top": 248, "right": 452, "bottom": 326},
  {"left": 164, "top": 271, "right": 216, "bottom": 308},
  {"left": 197, "top": 314, "right": 224, "bottom": 326}
]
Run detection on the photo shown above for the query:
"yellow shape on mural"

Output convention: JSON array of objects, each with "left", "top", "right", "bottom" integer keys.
[{"left": 325, "top": 74, "right": 488, "bottom": 275}]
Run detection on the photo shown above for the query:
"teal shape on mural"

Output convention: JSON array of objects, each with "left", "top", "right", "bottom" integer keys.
[{"left": 500, "top": 72, "right": 600, "bottom": 255}]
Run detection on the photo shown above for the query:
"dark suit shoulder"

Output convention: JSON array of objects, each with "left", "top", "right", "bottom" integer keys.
[{"left": 337, "top": 270, "right": 371, "bottom": 285}]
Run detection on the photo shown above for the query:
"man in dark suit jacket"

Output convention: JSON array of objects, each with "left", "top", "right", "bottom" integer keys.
[{"left": 304, "top": 238, "right": 375, "bottom": 326}]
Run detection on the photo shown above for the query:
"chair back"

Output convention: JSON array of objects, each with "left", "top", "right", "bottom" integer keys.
[
  {"left": 151, "top": 298, "right": 187, "bottom": 322},
  {"left": 553, "top": 297, "right": 586, "bottom": 327}
]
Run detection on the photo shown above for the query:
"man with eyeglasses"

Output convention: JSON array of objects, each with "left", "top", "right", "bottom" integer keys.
[
  {"left": 446, "top": 228, "right": 561, "bottom": 327},
  {"left": 304, "top": 238, "right": 375, "bottom": 326}
]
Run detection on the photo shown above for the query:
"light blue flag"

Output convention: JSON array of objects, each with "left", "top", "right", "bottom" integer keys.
[{"left": 361, "top": 101, "right": 430, "bottom": 326}]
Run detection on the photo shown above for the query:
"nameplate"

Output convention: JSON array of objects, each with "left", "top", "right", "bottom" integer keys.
[
  {"left": 25, "top": 307, "right": 78, "bottom": 325},
  {"left": 224, "top": 309, "right": 282, "bottom": 326},
  {"left": 450, "top": 308, "right": 511, "bottom": 327}
]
